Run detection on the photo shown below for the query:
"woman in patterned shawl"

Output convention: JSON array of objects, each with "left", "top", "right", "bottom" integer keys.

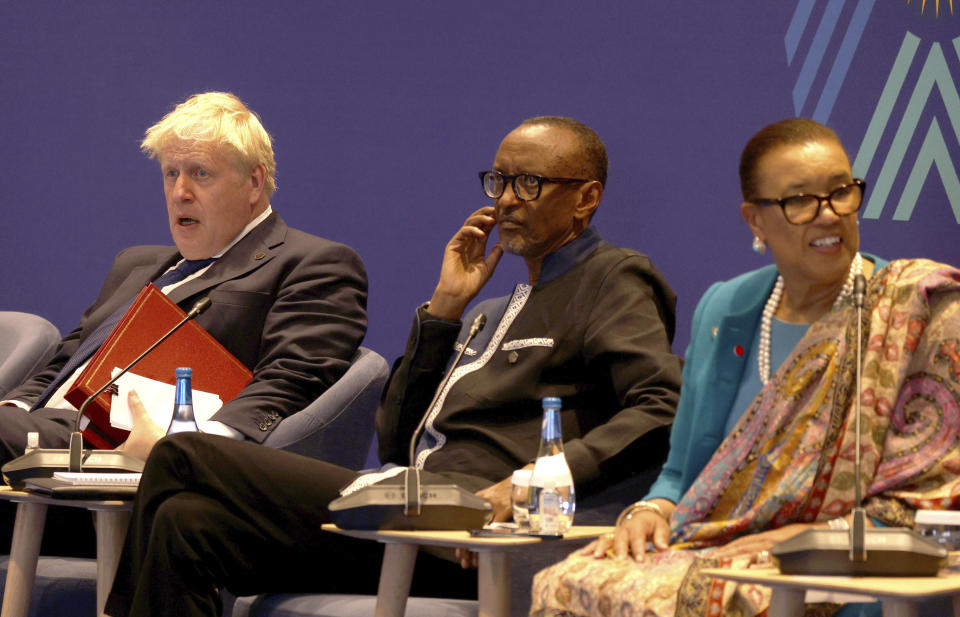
[{"left": 530, "top": 118, "right": 960, "bottom": 617}]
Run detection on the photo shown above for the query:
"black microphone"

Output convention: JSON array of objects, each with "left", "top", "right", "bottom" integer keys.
[
  {"left": 853, "top": 273, "right": 866, "bottom": 310},
  {"left": 406, "top": 312, "right": 486, "bottom": 468},
  {"left": 329, "top": 312, "right": 493, "bottom": 531},
  {"left": 2, "top": 297, "right": 212, "bottom": 487},
  {"left": 66, "top": 296, "right": 212, "bottom": 471},
  {"left": 850, "top": 274, "right": 867, "bottom": 561},
  {"left": 772, "top": 276, "right": 946, "bottom": 576}
]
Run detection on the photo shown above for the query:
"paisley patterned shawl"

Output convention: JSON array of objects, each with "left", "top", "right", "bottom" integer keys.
[
  {"left": 531, "top": 259, "right": 960, "bottom": 617},
  {"left": 672, "top": 258, "right": 960, "bottom": 546}
]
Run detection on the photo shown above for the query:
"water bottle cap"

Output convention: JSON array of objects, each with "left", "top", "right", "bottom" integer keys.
[
  {"left": 542, "top": 397, "right": 561, "bottom": 409},
  {"left": 176, "top": 367, "right": 193, "bottom": 378}
]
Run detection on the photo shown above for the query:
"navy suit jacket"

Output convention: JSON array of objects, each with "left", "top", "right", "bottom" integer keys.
[{"left": 6, "top": 213, "right": 368, "bottom": 442}]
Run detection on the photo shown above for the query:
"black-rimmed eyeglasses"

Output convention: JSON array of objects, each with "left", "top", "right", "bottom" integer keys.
[
  {"left": 478, "top": 170, "right": 591, "bottom": 201},
  {"left": 751, "top": 179, "right": 866, "bottom": 225}
]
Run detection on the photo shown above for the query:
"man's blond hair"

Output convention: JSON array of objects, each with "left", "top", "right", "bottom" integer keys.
[{"left": 142, "top": 92, "right": 276, "bottom": 197}]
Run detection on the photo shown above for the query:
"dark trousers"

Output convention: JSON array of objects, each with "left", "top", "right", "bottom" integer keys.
[{"left": 105, "top": 433, "right": 476, "bottom": 617}]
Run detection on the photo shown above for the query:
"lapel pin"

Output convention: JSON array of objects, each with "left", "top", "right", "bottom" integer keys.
[
  {"left": 255, "top": 252, "right": 266, "bottom": 260},
  {"left": 734, "top": 345, "right": 745, "bottom": 357},
  {"left": 711, "top": 326, "right": 719, "bottom": 339}
]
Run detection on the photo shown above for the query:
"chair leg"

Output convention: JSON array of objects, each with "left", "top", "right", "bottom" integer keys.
[
  {"left": 374, "top": 543, "right": 418, "bottom": 617},
  {"left": 1, "top": 501, "right": 48, "bottom": 617},
  {"left": 767, "top": 587, "right": 805, "bottom": 617},
  {"left": 881, "top": 599, "right": 919, "bottom": 617},
  {"left": 477, "top": 551, "right": 509, "bottom": 617},
  {"left": 95, "top": 509, "right": 131, "bottom": 617}
]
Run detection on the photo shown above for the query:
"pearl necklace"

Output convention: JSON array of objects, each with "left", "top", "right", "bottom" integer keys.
[{"left": 758, "top": 252, "right": 862, "bottom": 385}]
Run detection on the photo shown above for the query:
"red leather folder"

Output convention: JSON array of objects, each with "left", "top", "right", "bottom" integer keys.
[{"left": 65, "top": 284, "right": 253, "bottom": 449}]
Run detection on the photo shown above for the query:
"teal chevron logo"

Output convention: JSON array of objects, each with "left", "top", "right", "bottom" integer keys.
[
  {"left": 785, "top": 0, "right": 876, "bottom": 122},
  {"left": 853, "top": 34, "right": 960, "bottom": 223}
]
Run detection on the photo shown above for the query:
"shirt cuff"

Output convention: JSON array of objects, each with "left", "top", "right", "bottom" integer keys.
[
  {"left": 418, "top": 304, "right": 462, "bottom": 326},
  {"left": 199, "top": 420, "right": 245, "bottom": 440},
  {"left": 409, "top": 306, "right": 462, "bottom": 370},
  {"left": 0, "top": 400, "right": 31, "bottom": 411}
]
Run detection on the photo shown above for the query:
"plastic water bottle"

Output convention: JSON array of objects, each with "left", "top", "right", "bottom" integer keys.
[
  {"left": 527, "top": 397, "right": 575, "bottom": 535},
  {"left": 166, "top": 367, "right": 199, "bottom": 435}
]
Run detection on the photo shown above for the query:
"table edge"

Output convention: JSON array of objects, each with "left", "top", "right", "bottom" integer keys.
[
  {"left": 700, "top": 567, "right": 960, "bottom": 599},
  {"left": 0, "top": 486, "right": 133, "bottom": 510},
  {"left": 322, "top": 523, "right": 611, "bottom": 550}
]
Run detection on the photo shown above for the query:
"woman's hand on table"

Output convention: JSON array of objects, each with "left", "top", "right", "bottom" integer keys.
[{"left": 580, "top": 500, "right": 674, "bottom": 562}]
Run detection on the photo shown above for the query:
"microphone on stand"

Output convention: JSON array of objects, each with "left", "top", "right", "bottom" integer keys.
[
  {"left": 329, "top": 312, "right": 494, "bottom": 531},
  {"left": 771, "top": 275, "right": 946, "bottom": 576},
  {"left": 2, "top": 297, "right": 212, "bottom": 487},
  {"left": 850, "top": 274, "right": 868, "bottom": 562},
  {"left": 407, "top": 312, "right": 486, "bottom": 469}
]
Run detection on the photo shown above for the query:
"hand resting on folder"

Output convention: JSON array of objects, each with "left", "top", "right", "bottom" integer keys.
[
  {"left": 110, "top": 369, "right": 222, "bottom": 432},
  {"left": 116, "top": 390, "right": 168, "bottom": 461}
]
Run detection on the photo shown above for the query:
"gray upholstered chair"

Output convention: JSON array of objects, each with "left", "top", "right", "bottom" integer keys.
[
  {"left": 0, "top": 556, "right": 96, "bottom": 617},
  {"left": 231, "top": 594, "right": 477, "bottom": 617},
  {"left": 0, "top": 311, "right": 60, "bottom": 397},
  {"left": 263, "top": 346, "right": 389, "bottom": 469}
]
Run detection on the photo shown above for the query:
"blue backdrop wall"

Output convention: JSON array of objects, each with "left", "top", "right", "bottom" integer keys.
[{"left": 2, "top": 1, "right": 958, "bottom": 372}]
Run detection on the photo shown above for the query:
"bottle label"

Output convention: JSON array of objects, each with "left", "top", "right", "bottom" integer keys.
[
  {"left": 530, "top": 454, "right": 573, "bottom": 487},
  {"left": 540, "top": 490, "right": 561, "bottom": 535}
]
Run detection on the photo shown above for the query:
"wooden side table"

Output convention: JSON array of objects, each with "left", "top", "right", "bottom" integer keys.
[
  {"left": 322, "top": 524, "right": 612, "bottom": 617},
  {"left": 0, "top": 486, "right": 132, "bottom": 617},
  {"left": 702, "top": 566, "right": 960, "bottom": 617}
]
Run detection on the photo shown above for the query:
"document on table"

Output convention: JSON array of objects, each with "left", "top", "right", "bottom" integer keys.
[{"left": 52, "top": 472, "right": 142, "bottom": 486}]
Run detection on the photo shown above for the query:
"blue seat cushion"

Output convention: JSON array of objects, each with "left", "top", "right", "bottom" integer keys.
[
  {"left": 232, "top": 593, "right": 477, "bottom": 617},
  {"left": 0, "top": 555, "right": 96, "bottom": 617}
]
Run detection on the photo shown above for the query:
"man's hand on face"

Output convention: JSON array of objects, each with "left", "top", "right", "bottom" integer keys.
[
  {"left": 117, "top": 390, "right": 168, "bottom": 461},
  {"left": 427, "top": 206, "right": 503, "bottom": 321}
]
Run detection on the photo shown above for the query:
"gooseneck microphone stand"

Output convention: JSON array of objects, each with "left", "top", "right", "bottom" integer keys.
[
  {"left": 67, "top": 297, "right": 212, "bottom": 472},
  {"left": 2, "top": 297, "right": 211, "bottom": 486},
  {"left": 327, "top": 312, "right": 493, "bottom": 530}
]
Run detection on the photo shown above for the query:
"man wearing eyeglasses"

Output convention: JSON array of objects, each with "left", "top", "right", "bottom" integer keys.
[
  {"left": 104, "top": 117, "right": 682, "bottom": 617},
  {"left": 378, "top": 116, "right": 682, "bottom": 521}
]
